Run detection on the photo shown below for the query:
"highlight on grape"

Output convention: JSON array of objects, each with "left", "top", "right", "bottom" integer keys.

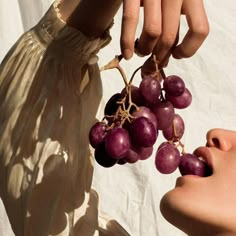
[{"left": 89, "top": 55, "right": 212, "bottom": 177}]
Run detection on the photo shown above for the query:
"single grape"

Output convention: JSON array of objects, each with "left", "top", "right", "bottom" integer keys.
[
  {"left": 104, "top": 93, "right": 122, "bottom": 116},
  {"left": 151, "top": 101, "right": 175, "bottom": 130},
  {"left": 124, "top": 147, "right": 140, "bottom": 163},
  {"left": 139, "top": 77, "right": 161, "bottom": 105},
  {"left": 165, "top": 88, "right": 192, "bottom": 109},
  {"left": 162, "top": 114, "right": 185, "bottom": 141},
  {"left": 129, "top": 117, "right": 157, "bottom": 147},
  {"left": 95, "top": 143, "right": 117, "bottom": 168},
  {"left": 163, "top": 75, "right": 185, "bottom": 96},
  {"left": 179, "top": 153, "right": 212, "bottom": 177},
  {"left": 105, "top": 127, "right": 131, "bottom": 159},
  {"left": 132, "top": 106, "right": 158, "bottom": 130},
  {"left": 155, "top": 143, "right": 181, "bottom": 174},
  {"left": 89, "top": 122, "right": 107, "bottom": 148},
  {"left": 135, "top": 146, "right": 153, "bottom": 160}
]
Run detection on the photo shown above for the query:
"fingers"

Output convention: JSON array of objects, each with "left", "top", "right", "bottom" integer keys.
[
  {"left": 121, "top": 0, "right": 209, "bottom": 63},
  {"left": 136, "top": 0, "right": 162, "bottom": 56},
  {"left": 153, "top": 0, "right": 183, "bottom": 67},
  {"left": 172, "top": 0, "right": 209, "bottom": 59},
  {"left": 120, "top": 0, "right": 140, "bottom": 60}
]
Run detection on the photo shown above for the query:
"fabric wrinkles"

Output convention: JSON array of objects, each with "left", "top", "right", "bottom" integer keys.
[{"left": 0, "top": 3, "right": 129, "bottom": 236}]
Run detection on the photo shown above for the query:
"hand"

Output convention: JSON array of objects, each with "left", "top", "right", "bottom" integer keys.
[{"left": 120, "top": 0, "right": 209, "bottom": 67}]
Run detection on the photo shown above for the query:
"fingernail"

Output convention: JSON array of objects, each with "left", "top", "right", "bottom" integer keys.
[
  {"left": 123, "top": 49, "right": 132, "bottom": 60},
  {"left": 134, "top": 47, "right": 146, "bottom": 57},
  {"left": 172, "top": 53, "right": 183, "bottom": 59},
  {"left": 172, "top": 49, "right": 183, "bottom": 59}
]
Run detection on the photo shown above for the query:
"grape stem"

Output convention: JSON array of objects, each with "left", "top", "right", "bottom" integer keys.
[
  {"left": 100, "top": 55, "right": 142, "bottom": 128},
  {"left": 100, "top": 55, "right": 129, "bottom": 87},
  {"left": 173, "top": 120, "right": 178, "bottom": 137},
  {"left": 129, "top": 66, "right": 142, "bottom": 85},
  {"left": 178, "top": 140, "right": 186, "bottom": 154},
  {"left": 160, "top": 69, "right": 166, "bottom": 80}
]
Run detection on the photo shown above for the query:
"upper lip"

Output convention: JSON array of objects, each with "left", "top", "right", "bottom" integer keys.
[{"left": 193, "top": 146, "right": 214, "bottom": 172}]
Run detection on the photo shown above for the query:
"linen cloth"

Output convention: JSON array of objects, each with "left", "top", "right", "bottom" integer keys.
[{"left": 0, "top": 2, "right": 130, "bottom": 236}]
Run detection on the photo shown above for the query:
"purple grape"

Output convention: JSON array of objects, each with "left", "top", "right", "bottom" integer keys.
[
  {"left": 132, "top": 106, "right": 158, "bottom": 130},
  {"left": 136, "top": 146, "right": 153, "bottom": 160},
  {"left": 162, "top": 114, "right": 185, "bottom": 141},
  {"left": 157, "top": 141, "right": 169, "bottom": 150},
  {"left": 129, "top": 117, "right": 157, "bottom": 147},
  {"left": 139, "top": 77, "right": 161, "bottom": 105},
  {"left": 117, "top": 158, "right": 128, "bottom": 165},
  {"left": 95, "top": 143, "right": 117, "bottom": 168},
  {"left": 179, "top": 153, "right": 212, "bottom": 177},
  {"left": 124, "top": 147, "right": 140, "bottom": 163},
  {"left": 163, "top": 75, "right": 185, "bottom": 96},
  {"left": 141, "top": 57, "right": 157, "bottom": 77},
  {"left": 120, "top": 144, "right": 153, "bottom": 163},
  {"left": 141, "top": 57, "right": 163, "bottom": 81},
  {"left": 123, "top": 144, "right": 153, "bottom": 163},
  {"left": 141, "top": 73, "right": 163, "bottom": 82},
  {"left": 121, "top": 85, "right": 144, "bottom": 107},
  {"left": 155, "top": 143, "right": 181, "bottom": 174},
  {"left": 151, "top": 101, "right": 175, "bottom": 130},
  {"left": 89, "top": 122, "right": 107, "bottom": 148},
  {"left": 105, "top": 127, "right": 131, "bottom": 159},
  {"left": 104, "top": 93, "right": 122, "bottom": 116},
  {"left": 166, "top": 88, "right": 192, "bottom": 109}
]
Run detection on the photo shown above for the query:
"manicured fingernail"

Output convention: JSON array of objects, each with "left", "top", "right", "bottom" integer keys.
[{"left": 123, "top": 49, "right": 132, "bottom": 60}]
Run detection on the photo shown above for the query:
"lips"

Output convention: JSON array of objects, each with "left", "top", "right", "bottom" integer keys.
[{"left": 193, "top": 146, "right": 214, "bottom": 175}]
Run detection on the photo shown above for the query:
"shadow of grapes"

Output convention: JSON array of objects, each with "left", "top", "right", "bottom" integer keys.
[{"left": 0, "top": 11, "right": 106, "bottom": 234}]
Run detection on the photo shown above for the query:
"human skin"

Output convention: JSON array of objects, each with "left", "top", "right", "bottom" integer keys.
[
  {"left": 160, "top": 128, "right": 236, "bottom": 236},
  {"left": 121, "top": 0, "right": 209, "bottom": 66},
  {"left": 59, "top": 0, "right": 122, "bottom": 37},
  {"left": 59, "top": 0, "right": 209, "bottom": 67}
]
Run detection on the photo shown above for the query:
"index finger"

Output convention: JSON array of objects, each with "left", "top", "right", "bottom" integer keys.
[{"left": 120, "top": 0, "right": 140, "bottom": 60}]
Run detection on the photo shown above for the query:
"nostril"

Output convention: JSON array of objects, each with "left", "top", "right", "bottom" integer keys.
[
  {"left": 206, "top": 129, "right": 233, "bottom": 151},
  {"left": 206, "top": 137, "right": 220, "bottom": 148},
  {"left": 212, "top": 138, "right": 220, "bottom": 148}
]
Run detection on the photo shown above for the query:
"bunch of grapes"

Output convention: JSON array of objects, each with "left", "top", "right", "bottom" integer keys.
[{"left": 89, "top": 55, "right": 211, "bottom": 177}]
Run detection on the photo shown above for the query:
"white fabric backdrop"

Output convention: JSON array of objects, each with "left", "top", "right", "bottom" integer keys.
[{"left": 0, "top": 1, "right": 236, "bottom": 236}]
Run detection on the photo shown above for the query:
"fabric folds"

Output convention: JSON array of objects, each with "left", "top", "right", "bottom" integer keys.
[{"left": 0, "top": 3, "right": 130, "bottom": 236}]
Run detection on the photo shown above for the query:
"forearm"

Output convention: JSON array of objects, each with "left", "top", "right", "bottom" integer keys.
[{"left": 60, "top": 0, "right": 122, "bottom": 37}]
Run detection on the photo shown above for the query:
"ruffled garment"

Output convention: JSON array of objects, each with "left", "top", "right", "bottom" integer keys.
[{"left": 0, "top": 3, "right": 130, "bottom": 236}]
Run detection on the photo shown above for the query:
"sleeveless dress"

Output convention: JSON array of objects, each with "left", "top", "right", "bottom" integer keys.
[{"left": 0, "top": 2, "right": 130, "bottom": 236}]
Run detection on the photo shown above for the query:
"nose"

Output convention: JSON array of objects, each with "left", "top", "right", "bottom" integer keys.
[{"left": 206, "top": 128, "right": 235, "bottom": 151}]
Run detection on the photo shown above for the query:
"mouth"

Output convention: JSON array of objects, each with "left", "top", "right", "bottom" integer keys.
[{"left": 193, "top": 146, "right": 213, "bottom": 176}]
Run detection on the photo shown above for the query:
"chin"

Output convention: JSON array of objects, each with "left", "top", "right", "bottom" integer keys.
[
  {"left": 160, "top": 188, "right": 206, "bottom": 235},
  {"left": 160, "top": 188, "right": 188, "bottom": 232},
  {"left": 160, "top": 188, "right": 232, "bottom": 236}
]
